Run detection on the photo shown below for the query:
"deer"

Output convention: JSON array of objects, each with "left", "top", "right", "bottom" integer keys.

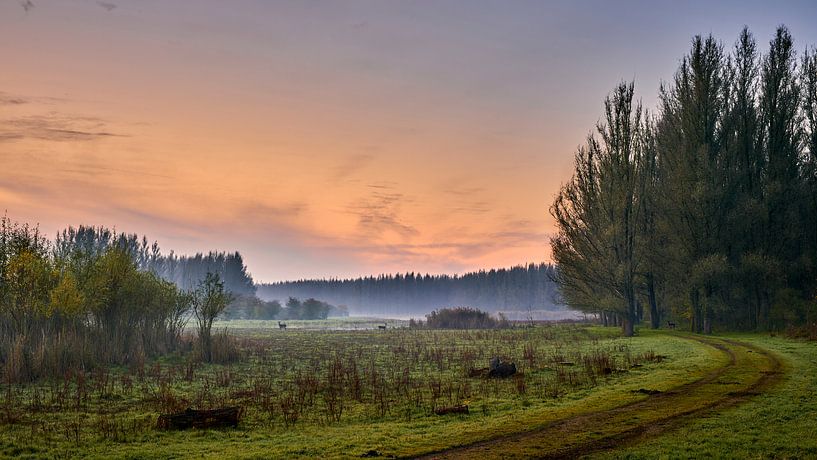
[
  {"left": 278, "top": 321, "right": 287, "bottom": 330},
  {"left": 377, "top": 323, "right": 387, "bottom": 330},
  {"left": 667, "top": 321, "right": 676, "bottom": 329}
]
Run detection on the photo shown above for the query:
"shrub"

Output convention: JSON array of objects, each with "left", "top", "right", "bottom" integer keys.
[
  {"left": 280, "top": 297, "right": 334, "bottom": 320},
  {"left": 424, "top": 307, "right": 508, "bottom": 329}
]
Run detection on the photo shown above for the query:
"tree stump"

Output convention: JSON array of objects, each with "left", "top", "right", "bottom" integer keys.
[{"left": 488, "top": 357, "right": 517, "bottom": 378}]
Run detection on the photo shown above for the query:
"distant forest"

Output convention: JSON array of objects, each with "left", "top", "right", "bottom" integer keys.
[
  {"left": 552, "top": 27, "right": 817, "bottom": 335},
  {"left": 256, "top": 263, "right": 562, "bottom": 316},
  {"left": 55, "top": 226, "right": 257, "bottom": 297},
  {"left": 55, "top": 227, "right": 563, "bottom": 318}
]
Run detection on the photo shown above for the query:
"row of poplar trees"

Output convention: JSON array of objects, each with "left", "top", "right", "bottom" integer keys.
[{"left": 552, "top": 27, "right": 817, "bottom": 335}]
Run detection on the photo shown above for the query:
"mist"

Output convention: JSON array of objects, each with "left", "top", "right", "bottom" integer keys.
[{"left": 256, "top": 263, "right": 567, "bottom": 318}]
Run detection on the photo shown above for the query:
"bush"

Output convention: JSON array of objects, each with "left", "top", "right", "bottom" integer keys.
[
  {"left": 328, "top": 304, "right": 349, "bottom": 317},
  {"left": 280, "top": 297, "right": 336, "bottom": 320},
  {"left": 0, "top": 216, "right": 198, "bottom": 382},
  {"left": 424, "top": 307, "right": 509, "bottom": 330},
  {"left": 226, "top": 295, "right": 282, "bottom": 320}
]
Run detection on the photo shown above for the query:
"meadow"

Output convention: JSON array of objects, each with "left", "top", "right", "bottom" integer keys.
[{"left": 0, "top": 322, "right": 813, "bottom": 459}]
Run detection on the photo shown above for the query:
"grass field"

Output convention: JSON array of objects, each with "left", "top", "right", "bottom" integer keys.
[
  {"left": 596, "top": 334, "right": 817, "bottom": 459},
  {"left": 0, "top": 322, "right": 813, "bottom": 459}
]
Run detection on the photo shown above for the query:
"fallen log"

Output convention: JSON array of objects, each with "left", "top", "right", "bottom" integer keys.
[
  {"left": 467, "top": 367, "right": 489, "bottom": 378},
  {"left": 435, "top": 404, "right": 469, "bottom": 415},
  {"left": 157, "top": 407, "right": 242, "bottom": 430}
]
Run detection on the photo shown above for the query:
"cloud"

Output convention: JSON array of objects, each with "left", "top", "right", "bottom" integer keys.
[
  {"left": 439, "top": 185, "right": 491, "bottom": 214},
  {"left": 443, "top": 186, "right": 486, "bottom": 196},
  {"left": 110, "top": 204, "right": 207, "bottom": 240},
  {"left": 0, "top": 92, "right": 28, "bottom": 106},
  {"left": 330, "top": 154, "right": 374, "bottom": 181},
  {"left": 57, "top": 164, "right": 172, "bottom": 180},
  {"left": 97, "top": 1, "right": 117, "bottom": 12},
  {"left": 241, "top": 201, "right": 307, "bottom": 220},
  {"left": 0, "top": 114, "right": 128, "bottom": 142},
  {"left": 20, "top": 0, "right": 34, "bottom": 13},
  {"left": 0, "top": 91, "right": 66, "bottom": 106},
  {"left": 449, "top": 200, "right": 489, "bottom": 214},
  {"left": 308, "top": 217, "right": 548, "bottom": 273},
  {"left": 366, "top": 181, "right": 397, "bottom": 190},
  {"left": 488, "top": 229, "right": 549, "bottom": 244},
  {"left": 347, "top": 188, "right": 418, "bottom": 239}
]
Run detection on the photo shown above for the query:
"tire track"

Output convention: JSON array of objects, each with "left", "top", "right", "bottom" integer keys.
[{"left": 413, "top": 335, "right": 783, "bottom": 460}]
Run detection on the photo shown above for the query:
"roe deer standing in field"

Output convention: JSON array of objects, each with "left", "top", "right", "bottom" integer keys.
[
  {"left": 667, "top": 321, "right": 676, "bottom": 329},
  {"left": 278, "top": 321, "right": 287, "bottom": 329},
  {"left": 378, "top": 323, "right": 387, "bottom": 330}
]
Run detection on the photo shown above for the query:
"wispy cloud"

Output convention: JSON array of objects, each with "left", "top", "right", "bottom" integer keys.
[
  {"left": 0, "top": 91, "right": 66, "bottom": 106},
  {"left": 449, "top": 200, "right": 489, "bottom": 214},
  {"left": 443, "top": 186, "right": 486, "bottom": 196},
  {"left": 366, "top": 181, "right": 397, "bottom": 190},
  {"left": 0, "top": 92, "right": 28, "bottom": 106},
  {"left": 440, "top": 185, "right": 490, "bottom": 214},
  {"left": 346, "top": 186, "right": 418, "bottom": 239},
  {"left": 57, "top": 164, "right": 172, "bottom": 180},
  {"left": 331, "top": 154, "right": 374, "bottom": 181},
  {"left": 306, "top": 216, "right": 548, "bottom": 275},
  {"left": 97, "top": 1, "right": 117, "bottom": 12},
  {"left": 0, "top": 114, "right": 128, "bottom": 142}
]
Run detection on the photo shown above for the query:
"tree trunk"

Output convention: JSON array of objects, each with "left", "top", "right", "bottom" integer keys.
[
  {"left": 622, "top": 290, "right": 637, "bottom": 337},
  {"left": 648, "top": 276, "right": 660, "bottom": 329},
  {"left": 703, "top": 289, "right": 713, "bottom": 334},
  {"left": 200, "top": 327, "right": 212, "bottom": 363},
  {"left": 703, "top": 316, "right": 712, "bottom": 334},
  {"left": 690, "top": 290, "right": 701, "bottom": 333},
  {"left": 622, "top": 316, "right": 635, "bottom": 337}
]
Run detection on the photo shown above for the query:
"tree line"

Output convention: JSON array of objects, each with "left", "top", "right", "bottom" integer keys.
[
  {"left": 0, "top": 218, "right": 240, "bottom": 382},
  {"left": 257, "top": 263, "right": 561, "bottom": 316},
  {"left": 224, "top": 295, "right": 348, "bottom": 320},
  {"left": 55, "top": 225, "right": 256, "bottom": 296},
  {"left": 551, "top": 26, "right": 817, "bottom": 335}
]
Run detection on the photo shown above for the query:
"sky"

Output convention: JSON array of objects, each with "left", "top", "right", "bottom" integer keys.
[{"left": 2, "top": 1, "right": 816, "bottom": 282}]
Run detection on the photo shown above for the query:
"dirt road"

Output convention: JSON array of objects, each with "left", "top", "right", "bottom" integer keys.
[{"left": 414, "top": 335, "right": 783, "bottom": 459}]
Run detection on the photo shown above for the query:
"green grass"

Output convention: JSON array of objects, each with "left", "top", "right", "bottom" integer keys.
[
  {"left": 595, "top": 334, "right": 817, "bottom": 459},
  {"left": 212, "top": 316, "right": 409, "bottom": 331},
  {"left": 2, "top": 326, "right": 811, "bottom": 459}
]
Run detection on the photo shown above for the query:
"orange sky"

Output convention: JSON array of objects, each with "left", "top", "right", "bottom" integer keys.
[{"left": 2, "top": 1, "right": 816, "bottom": 281}]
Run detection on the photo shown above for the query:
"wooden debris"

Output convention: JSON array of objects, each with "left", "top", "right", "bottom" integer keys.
[
  {"left": 468, "top": 367, "right": 489, "bottom": 378},
  {"left": 157, "top": 407, "right": 242, "bottom": 430},
  {"left": 434, "top": 404, "right": 469, "bottom": 415},
  {"left": 633, "top": 388, "right": 662, "bottom": 395}
]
